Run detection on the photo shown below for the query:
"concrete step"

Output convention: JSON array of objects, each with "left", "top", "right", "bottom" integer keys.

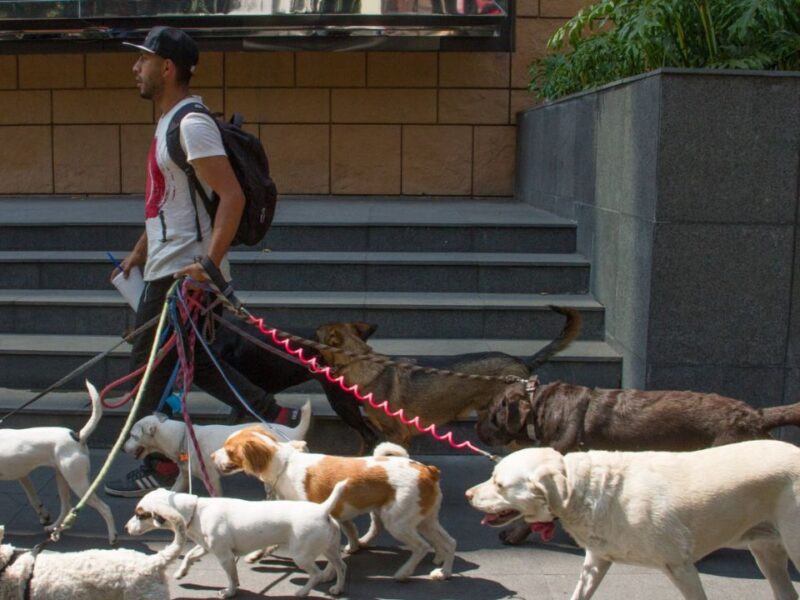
[
  {"left": 0, "top": 333, "right": 622, "bottom": 391},
  {"left": 0, "top": 289, "right": 606, "bottom": 339},
  {"left": 0, "top": 250, "right": 591, "bottom": 294},
  {"left": 0, "top": 196, "right": 576, "bottom": 253}
]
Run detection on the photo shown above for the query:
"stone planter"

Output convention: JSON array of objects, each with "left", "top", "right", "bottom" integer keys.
[{"left": 516, "top": 68, "right": 800, "bottom": 414}]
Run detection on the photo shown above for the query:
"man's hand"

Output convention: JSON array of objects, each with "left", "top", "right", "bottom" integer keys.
[
  {"left": 174, "top": 262, "right": 209, "bottom": 283},
  {"left": 111, "top": 233, "right": 147, "bottom": 281}
]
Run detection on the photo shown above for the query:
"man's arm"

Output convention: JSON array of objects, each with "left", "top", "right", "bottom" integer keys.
[
  {"left": 174, "top": 154, "right": 244, "bottom": 282},
  {"left": 112, "top": 230, "right": 147, "bottom": 281}
]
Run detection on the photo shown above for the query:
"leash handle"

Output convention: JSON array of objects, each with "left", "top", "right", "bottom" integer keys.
[{"left": 198, "top": 255, "right": 242, "bottom": 312}]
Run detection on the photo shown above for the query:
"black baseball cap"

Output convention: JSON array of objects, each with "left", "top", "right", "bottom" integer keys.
[{"left": 123, "top": 26, "right": 199, "bottom": 73}]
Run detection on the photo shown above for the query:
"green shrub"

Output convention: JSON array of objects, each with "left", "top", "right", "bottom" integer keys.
[{"left": 530, "top": 0, "right": 800, "bottom": 100}]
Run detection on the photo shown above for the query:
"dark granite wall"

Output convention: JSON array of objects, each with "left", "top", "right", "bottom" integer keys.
[{"left": 517, "top": 69, "right": 800, "bottom": 417}]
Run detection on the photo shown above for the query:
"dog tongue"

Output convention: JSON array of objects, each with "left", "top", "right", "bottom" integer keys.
[{"left": 530, "top": 522, "right": 555, "bottom": 542}]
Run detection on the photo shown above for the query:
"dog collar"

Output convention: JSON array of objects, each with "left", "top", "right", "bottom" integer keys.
[{"left": 525, "top": 376, "right": 540, "bottom": 443}]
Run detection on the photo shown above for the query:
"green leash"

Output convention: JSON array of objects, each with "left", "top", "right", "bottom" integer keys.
[{"left": 53, "top": 280, "right": 179, "bottom": 540}]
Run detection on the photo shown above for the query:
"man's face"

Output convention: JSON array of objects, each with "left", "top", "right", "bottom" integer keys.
[{"left": 132, "top": 52, "right": 165, "bottom": 100}]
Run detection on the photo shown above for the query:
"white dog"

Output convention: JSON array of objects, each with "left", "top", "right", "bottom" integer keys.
[
  {"left": 120, "top": 400, "right": 311, "bottom": 495},
  {"left": 212, "top": 427, "right": 456, "bottom": 581},
  {"left": 0, "top": 514, "right": 184, "bottom": 599},
  {"left": 0, "top": 380, "right": 117, "bottom": 544},
  {"left": 126, "top": 482, "right": 348, "bottom": 598},
  {"left": 467, "top": 440, "right": 800, "bottom": 600}
]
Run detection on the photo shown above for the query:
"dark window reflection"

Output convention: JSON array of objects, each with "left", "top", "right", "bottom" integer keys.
[{"left": 0, "top": 0, "right": 506, "bottom": 17}]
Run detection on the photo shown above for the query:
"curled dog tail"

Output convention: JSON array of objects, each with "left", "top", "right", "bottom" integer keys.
[
  {"left": 78, "top": 380, "right": 104, "bottom": 443},
  {"left": 147, "top": 504, "right": 187, "bottom": 569},
  {"left": 525, "top": 306, "right": 582, "bottom": 371},
  {"left": 294, "top": 400, "right": 313, "bottom": 438},
  {"left": 320, "top": 479, "right": 348, "bottom": 517},
  {"left": 761, "top": 402, "right": 800, "bottom": 432},
  {"left": 373, "top": 442, "right": 409, "bottom": 458}
]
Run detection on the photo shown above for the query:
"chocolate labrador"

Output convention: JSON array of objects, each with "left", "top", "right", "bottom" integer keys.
[
  {"left": 477, "top": 379, "right": 800, "bottom": 543},
  {"left": 314, "top": 306, "right": 581, "bottom": 447}
]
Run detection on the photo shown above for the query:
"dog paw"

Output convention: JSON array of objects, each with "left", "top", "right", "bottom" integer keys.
[
  {"left": 38, "top": 514, "right": 51, "bottom": 526},
  {"left": 174, "top": 568, "right": 188, "bottom": 580},
  {"left": 392, "top": 568, "right": 412, "bottom": 581},
  {"left": 329, "top": 583, "right": 344, "bottom": 596},
  {"left": 429, "top": 567, "right": 450, "bottom": 581},
  {"left": 109, "top": 535, "right": 119, "bottom": 548},
  {"left": 343, "top": 543, "right": 360, "bottom": 555},
  {"left": 244, "top": 549, "right": 264, "bottom": 563},
  {"left": 217, "top": 589, "right": 237, "bottom": 599},
  {"left": 499, "top": 526, "right": 530, "bottom": 546}
]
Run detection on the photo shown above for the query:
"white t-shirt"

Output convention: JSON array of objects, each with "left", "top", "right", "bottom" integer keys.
[{"left": 143, "top": 96, "right": 232, "bottom": 282}]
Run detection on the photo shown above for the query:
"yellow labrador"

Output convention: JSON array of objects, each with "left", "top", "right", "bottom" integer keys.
[{"left": 466, "top": 441, "right": 800, "bottom": 600}]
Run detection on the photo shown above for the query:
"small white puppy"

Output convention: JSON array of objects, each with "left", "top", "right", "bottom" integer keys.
[
  {"left": 121, "top": 400, "right": 311, "bottom": 495},
  {"left": 126, "top": 482, "right": 347, "bottom": 599},
  {"left": 467, "top": 440, "right": 800, "bottom": 600},
  {"left": 0, "top": 514, "right": 184, "bottom": 599},
  {"left": 0, "top": 380, "right": 117, "bottom": 544}
]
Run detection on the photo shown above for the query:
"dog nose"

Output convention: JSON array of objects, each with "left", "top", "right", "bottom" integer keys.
[{"left": 465, "top": 488, "right": 473, "bottom": 500}]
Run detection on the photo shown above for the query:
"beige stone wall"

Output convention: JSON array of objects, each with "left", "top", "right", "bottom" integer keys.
[{"left": 0, "top": 1, "right": 589, "bottom": 197}]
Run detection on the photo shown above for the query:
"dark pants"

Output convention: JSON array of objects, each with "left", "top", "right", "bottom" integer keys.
[{"left": 130, "top": 276, "right": 278, "bottom": 419}]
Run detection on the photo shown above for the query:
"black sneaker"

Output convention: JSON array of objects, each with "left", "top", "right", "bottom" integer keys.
[{"left": 103, "top": 461, "right": 177, "bottom": 498}]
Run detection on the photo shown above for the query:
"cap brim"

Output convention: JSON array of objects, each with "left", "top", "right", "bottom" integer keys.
[{"left": 122, "top": 42, "right": 156, "bottom": 54}]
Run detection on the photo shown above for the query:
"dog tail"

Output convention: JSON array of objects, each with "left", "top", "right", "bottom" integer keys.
[
  {"left": 761, "top": 402, "right": 800, "bottom": 432},
  {"left": 320, "top": 479, "right": 348, "bottom": 517},
  {"left": 373, "top": 442, "right": 409, "bottom": 458},
  {"left": 78, "top": 379, "right": 104, "bottom": 443},
  {"left": 524, "top": 306, "right": 582, "bottom": 371},
  {"left": 147, "top": 505, "right": 187, "bottom": 569},
  {"left": 294, "top": 400, "right": 313, "bottom": 437}
]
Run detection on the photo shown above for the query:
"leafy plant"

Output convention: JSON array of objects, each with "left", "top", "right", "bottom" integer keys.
[{"left": 530, "top": 0, "right": 800, "bottom": 100}]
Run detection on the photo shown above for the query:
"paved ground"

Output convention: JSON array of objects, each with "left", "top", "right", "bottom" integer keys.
[{"left": 0, "top": 449, "right": 793, "bottom": 599}]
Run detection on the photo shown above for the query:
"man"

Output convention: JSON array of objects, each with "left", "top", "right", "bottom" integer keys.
[{"left": 104, "top": 26, "right": 292, "bottom": 497}]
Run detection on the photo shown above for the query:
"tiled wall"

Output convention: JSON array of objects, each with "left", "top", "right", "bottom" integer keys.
[{"left": 0, "top": 0, "right": 588, "bottom": 197}]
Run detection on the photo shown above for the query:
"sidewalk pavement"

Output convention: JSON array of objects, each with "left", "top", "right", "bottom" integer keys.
[{"left": 0, "top": 449, "right": 789, "bottom": 599}]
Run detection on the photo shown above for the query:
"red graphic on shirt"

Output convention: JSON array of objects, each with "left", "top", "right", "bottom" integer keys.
[{"left": 144, "top": 136, "right": 166, "bottom": 219}]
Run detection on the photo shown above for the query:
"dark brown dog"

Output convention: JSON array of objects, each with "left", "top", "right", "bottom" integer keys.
[
  {"left": 477, "top": 379, "right": 800, "bottom": 543},
  {"left": 315, "top": 306, "right": 581, "bottom": 447}
]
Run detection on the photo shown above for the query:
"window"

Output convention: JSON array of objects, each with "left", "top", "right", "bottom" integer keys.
[{"left": 0, "top": 0, "right": 512, "bottom": 51}]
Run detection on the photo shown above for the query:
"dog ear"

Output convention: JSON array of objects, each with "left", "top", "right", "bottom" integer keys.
[
  {"left": 241, "top": 436, "right": 273, "bottom": 474},
  {"left": 527, "top": 459, "right": 568, "bottom": 513},
  {"left": 353, "top": 321, "right": 378, "bottom": 340},
  {"left": 154, "top": 411, "right": 169, "bottom": 423},
  {"left": 505, "top": 396, "right": 532, "bottom": 435}
]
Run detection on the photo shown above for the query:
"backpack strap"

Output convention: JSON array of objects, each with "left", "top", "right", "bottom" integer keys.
[{"left": 166, "top": 101, "right": 217, "bottom": 242}]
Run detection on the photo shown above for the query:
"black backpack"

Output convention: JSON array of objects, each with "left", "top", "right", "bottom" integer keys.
[{"left": 166, "top": 102, "right": 277, "bottom": 246}]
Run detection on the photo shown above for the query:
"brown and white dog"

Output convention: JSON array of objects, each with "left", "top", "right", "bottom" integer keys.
[{"left": 211, "top": 427, "right": 457, "bottom": 581}]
